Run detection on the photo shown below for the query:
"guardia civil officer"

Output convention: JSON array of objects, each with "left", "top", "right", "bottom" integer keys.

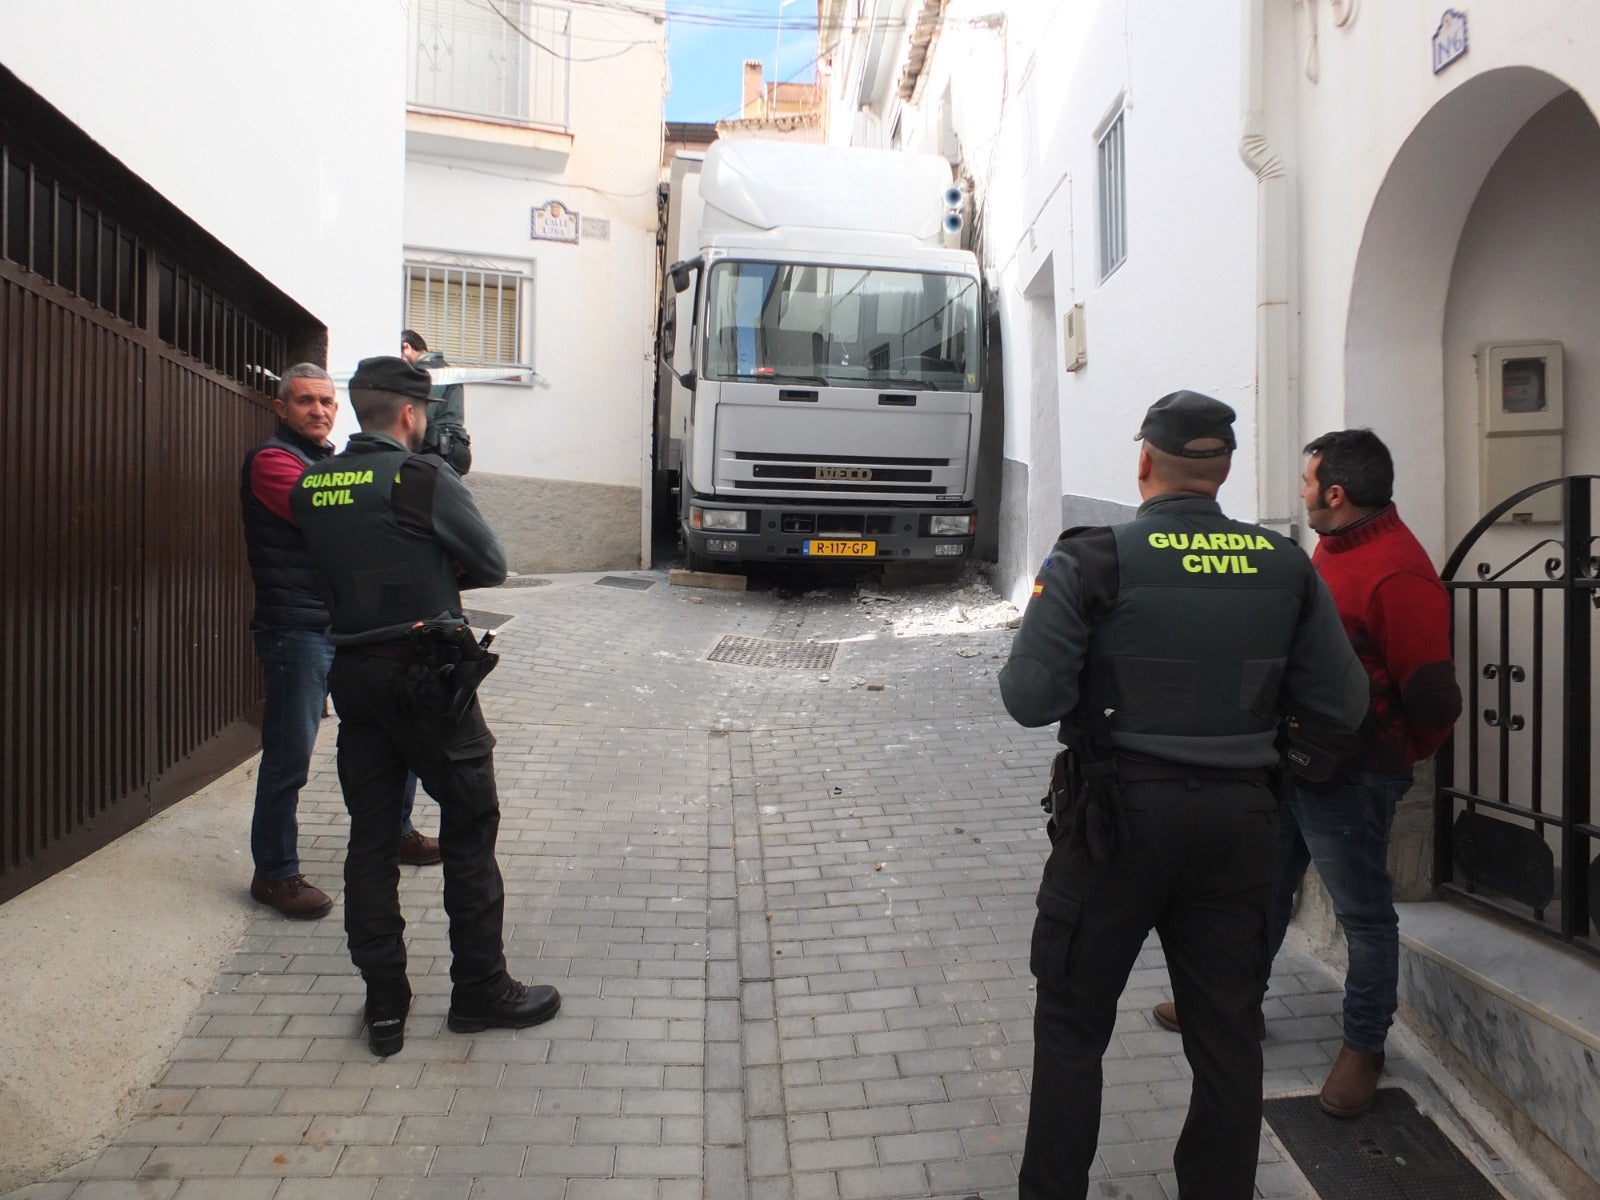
[
  {"left": 399, "top": 329, "right": 471, "bottom": 475},
  {"left": 999, "top": 391, "right": 1368, "bottom": 1199},
  {"left": 291, "top": 355, "right": 559, "bottom": 1057}
]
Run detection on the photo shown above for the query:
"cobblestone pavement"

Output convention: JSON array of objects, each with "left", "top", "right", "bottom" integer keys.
[{"left": 6, "top": 570, "right": 1551, "bottom": 1200}]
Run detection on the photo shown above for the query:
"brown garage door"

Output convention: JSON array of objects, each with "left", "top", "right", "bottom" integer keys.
[{"left": 0, "top": 65, "right": 322, "bottom": 902}]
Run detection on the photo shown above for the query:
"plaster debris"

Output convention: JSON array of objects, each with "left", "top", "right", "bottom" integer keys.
[{"left": 851, "top": 567, "right": 1020, "bottom": 638}]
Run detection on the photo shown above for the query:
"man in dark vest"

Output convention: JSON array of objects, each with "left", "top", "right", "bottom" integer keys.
[
  {"left": 291, "top": 355, "right": 558, "bottom": 1057},
  {"left": 238, "top": 364, "right": 341, "bottom": 919},
  {"left": 998, "top": 391, "right": 1369, "bottom": 1199}
]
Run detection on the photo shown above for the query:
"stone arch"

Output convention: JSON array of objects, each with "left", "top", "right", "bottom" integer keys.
[{"left": 1345, "top": 66, "right": 1573, "bottom": 557}]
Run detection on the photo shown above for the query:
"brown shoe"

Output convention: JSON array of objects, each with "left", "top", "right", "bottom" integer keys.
[
  {"left": 1151, "top": 1000, "right": 1266, "bottom": 1040},
  {"left": 1320, "top": 1045, "right": 1383, "bottom": 1117},
  {"left": 398, "top": 829, "right": 442, "bottom": 866},
  {"left": 250, "top": 873, "right": 333, "bottom": 919}
]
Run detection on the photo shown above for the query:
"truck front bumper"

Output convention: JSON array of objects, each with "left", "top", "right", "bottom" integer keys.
[{"left": 684, "top": 499, "right": 976, "bottom": 564}]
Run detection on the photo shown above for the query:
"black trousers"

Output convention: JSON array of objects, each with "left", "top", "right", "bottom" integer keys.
[
  {"left": 327, "top": 647, "right": 509, "bottom": 994},
  {"left": 1019, "top": 771, "right": 1278, "bottom": 1200}
]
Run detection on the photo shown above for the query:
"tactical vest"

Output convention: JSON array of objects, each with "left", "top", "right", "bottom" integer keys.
[
  {"left": 239, "top": 428, "right": 335, "bottom": 630},
  {"left": 1076, "top": 514, "right": 1312, "bottom": 743},
  {"left": 289, "top": 446, "right": 462, "bottom": 643}
]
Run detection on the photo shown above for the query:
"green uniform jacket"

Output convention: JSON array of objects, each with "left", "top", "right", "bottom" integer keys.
[
  {"left": 289, "top": 432, "right": 506, "bottom": 644},
  {"left": 999, "top": 492, "right": 1368, "bottom": 768}
]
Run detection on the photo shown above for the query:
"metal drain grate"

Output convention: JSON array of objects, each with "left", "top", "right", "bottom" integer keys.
[
  {"left": 595, "top": 575, "right": 656, "bottom": 591},
  {"left": 497, "top": 576, "right": 551, "bottom": 589},
  {"left": 464, "top": 609, "right": 515, "bottom": 631},
  {"left": 1263, "top": 1089, "right": 1500, "bottom": 1200},
  {"left": 707, "top": 635, "right": 838, "bottom": 670}
]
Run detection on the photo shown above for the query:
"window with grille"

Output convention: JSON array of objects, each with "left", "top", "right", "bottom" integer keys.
[
  {"left": 409, "top": 0, "right": 571, "bottom": 128},
  {"left": 1096, "top": 109, "right": 1126, "bottom": 281},
  {"left": 403, "top": 263, "right": 525, "bottom": 367}
]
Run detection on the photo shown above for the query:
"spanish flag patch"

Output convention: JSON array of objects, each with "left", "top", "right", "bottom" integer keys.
[{"left": 1031, "top": 581, "right": 1044, "bottom": 596}]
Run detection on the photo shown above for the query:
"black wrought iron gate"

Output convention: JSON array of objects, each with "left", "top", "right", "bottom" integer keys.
[{"left": 1436, "top": 475, "right": 1599, "bottom": 958}]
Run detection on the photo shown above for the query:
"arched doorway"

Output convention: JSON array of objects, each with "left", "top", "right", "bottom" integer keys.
[
  {"left": 1347, "top": 68, "right": 1600, "bottom": 956},
  {"left": 1344, "top": 66, "right": 1575, "bottom": 558}
]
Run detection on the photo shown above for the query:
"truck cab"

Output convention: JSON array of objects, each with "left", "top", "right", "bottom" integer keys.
[{"left": 656, "top": 140, "right": 984, "bottom": 569}]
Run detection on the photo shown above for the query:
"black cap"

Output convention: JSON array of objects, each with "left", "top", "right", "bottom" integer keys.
[
  {"left": 1134, "top": 390, "right": 1237, "bottom": 458},
  {"left": 349, "top": 355, "right": 432, "bottom": 400}
]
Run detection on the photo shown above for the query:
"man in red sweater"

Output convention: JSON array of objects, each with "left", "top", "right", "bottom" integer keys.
[
  {"left": 1153, "top": 428, "right": 1461, "bottom": 1118},
  {"left": 1284, "top": 428, "right": 1461, "bottom": 1114}
]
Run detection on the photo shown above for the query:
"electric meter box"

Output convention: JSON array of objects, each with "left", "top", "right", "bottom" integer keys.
[{"left": 1480, "top": 341, "right": 1563, "bottom": 524}]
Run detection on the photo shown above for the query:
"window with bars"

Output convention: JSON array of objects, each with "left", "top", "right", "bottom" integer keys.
[
  {"left": 1096, "top": 109, "right": 1126, "bottom": 281},
  {"left": 403, "top": 263, "right": 525, "bottom": 367},
  {"left": 409, "top": 0, "right": 571, "bottom": 129},
  {"left": 3, "top": 144, "right": 144, "bottom": 325}
]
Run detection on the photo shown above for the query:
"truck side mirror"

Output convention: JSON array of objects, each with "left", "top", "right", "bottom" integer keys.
[
  {"left": 665, "top": 258, "right": 701, "bottom": 389},
  {"left": 669, "top": 257, "right": 701, "bottom": 294}
]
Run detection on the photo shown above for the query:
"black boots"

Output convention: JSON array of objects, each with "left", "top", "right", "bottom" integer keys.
[
  {"left": 364, "top": 976, "right": 560, "bottom": 1053},
  {"left": 447, "top": 979, "right": 562, "bottom": 1033},
  {"left": 365, "top": 977, "right": 412, "bottom": 1057}
]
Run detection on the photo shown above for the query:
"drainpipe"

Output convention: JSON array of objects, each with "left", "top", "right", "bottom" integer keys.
[{"left": 1239, "top": 0, "right": 1298, "bottom": 538}]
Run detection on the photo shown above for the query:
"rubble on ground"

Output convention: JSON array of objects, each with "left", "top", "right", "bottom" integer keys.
[{"left": 851, "top": 565, "right": 1021, "bottom": 637}]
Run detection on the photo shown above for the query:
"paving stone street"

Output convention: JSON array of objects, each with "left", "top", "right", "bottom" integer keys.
[{"left": 3, "top": 569, "right": 1553, "bottom": 1200}]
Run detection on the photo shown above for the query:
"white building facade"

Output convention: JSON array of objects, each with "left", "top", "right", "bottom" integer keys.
[
  {"left": 1283, "top": 2, "right": 1600, "bottom": 559},
  {"left": 0, "top": 0, "right": 406, "bottom": 384},
  {"left": 821, "top": 1, "right": 1261, "bottom": 608},
  {"left": 401, "top": 0, "right": 667, "bottom": 573}
]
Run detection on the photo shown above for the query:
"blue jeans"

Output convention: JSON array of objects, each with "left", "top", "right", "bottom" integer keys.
[
  {"left": 401, "top": 774, "right": 419, "bottom": 835},
  {"left": 1268, "top": 770, "right": 1412, "bottom": 1054},
  {"left": 251, "top": 627, "right": 336, "bottom": 881}
]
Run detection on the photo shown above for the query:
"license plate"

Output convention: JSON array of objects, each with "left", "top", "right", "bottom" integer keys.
[{"left": 806, "top": 539, "right": 876, "bottom": 557}]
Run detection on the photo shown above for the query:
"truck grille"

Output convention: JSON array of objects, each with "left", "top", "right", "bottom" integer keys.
[{"left": 730, "top": 451, "right": 952, "bottom": 496}]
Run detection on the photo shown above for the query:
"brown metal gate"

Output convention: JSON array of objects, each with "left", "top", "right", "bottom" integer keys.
[{"left": 0, "top": 65, "right": 321, "bottom": 903}]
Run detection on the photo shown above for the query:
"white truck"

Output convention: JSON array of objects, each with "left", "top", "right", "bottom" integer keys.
[{"left": 653, "top": 139, "right": 984, "bottom": 570}]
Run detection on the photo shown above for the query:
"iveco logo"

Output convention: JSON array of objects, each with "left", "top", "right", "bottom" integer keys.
[{"left": 817, "top": 466, "right": 872, "bottom": 481}]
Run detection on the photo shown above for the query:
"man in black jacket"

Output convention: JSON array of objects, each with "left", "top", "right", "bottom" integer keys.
[
  {"left": 291, "top": 356, "right": 558, "bottom": 1057},
  {"left": 999, "top": 391, "right": 1368, "bottom": 1199},
  {"left": 400, "top": 329, "right": 472, "bottom": 475}
]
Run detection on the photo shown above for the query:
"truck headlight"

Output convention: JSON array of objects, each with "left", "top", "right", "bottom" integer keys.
[
  {"left": 929, "top": 514, "right": 974, "bottom": 536},
  {"left": 692, "top": 507, "right": 748, "bottom": 532}
]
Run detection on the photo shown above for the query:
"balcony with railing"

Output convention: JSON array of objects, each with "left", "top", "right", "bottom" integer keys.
[{"left": 407, "top": 0, "right": 574, "bottom": 166}]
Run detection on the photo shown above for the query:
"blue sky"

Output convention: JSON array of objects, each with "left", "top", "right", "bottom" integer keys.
[{"left": 665, "top": 0, "right": 821, "bottom": 122}]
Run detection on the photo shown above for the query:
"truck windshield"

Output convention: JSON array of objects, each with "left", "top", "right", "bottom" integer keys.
[{"left": 701, "top": 261, "right": 980, "bottom": 391}]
